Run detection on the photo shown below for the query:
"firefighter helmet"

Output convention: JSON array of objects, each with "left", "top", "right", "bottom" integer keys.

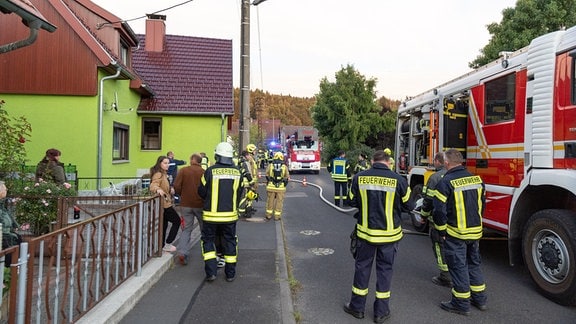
[
  {"left": 246, "top": 144, "right": 257, "bottom": 154},
  {"left": 246, "top": 189, "right": 258, "bottom": 201},
  {"left": 215, "top": 142, "right": 234, "bottom": 158},
  {"left": 274, "top": 152, "right": 284, "bottom": 160},
  {"left": 384, "top": 148, "right": 392, "bottom": 155}
]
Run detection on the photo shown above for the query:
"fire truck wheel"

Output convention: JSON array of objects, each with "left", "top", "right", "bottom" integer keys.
[
  {"left": 409, "top": 184, "right": 428, "bottom": 232},
  {"left": 522, "top": 209, "right": 576, "bottom": 306}
]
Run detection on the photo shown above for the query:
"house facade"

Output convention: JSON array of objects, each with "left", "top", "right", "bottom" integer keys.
[{"left": 0, "top": 0, "right": 233, "bottom": 192}]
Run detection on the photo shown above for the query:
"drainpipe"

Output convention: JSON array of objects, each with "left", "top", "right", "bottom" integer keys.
[
  {"left": 0, "top": 20, "right": 40, "bottom": 54},
  {"left": 221, "top": 113, "right": 226, "bottom": 142},
  {"left": 97, "top": 64, "right": 121, "bottom": 194}
]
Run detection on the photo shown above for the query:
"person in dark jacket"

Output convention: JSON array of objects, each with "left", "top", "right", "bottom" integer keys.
[
  {"left": 420, "top": 152, "right": 451, "bottom": 287},
  {"left": 198, "top": 142, "right": 243, "bottom": 283},
  {"left": 343, "top": 150, "right": 412, "bottom": 323},
  {"left": 173, "top": 153, "right": 205, "bottom": 265},
  {"left": 327, "top": 150, "right": 351, "bottom": 206},
  {"left": 35, "top": 148, "right": 66, "bottom": 185},
  {"left": 433, "top": 149, "right": 487, "bottom": 316}
]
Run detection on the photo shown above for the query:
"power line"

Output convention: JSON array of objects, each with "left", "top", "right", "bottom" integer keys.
[{"left": 97, "top": 0, "right": 195, "bottom": 29}]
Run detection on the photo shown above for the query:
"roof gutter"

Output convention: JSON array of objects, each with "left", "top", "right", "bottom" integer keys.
[
  {"left": 0, "top": 19, "right": 40, "bottom": 53},
  {"left": 97, "top": 63, "right": 121, "bottom": 194}
]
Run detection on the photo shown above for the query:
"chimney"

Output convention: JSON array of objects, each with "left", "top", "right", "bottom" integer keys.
[{"left": 145, "top": 14, "right": 166, "bottom": 52}]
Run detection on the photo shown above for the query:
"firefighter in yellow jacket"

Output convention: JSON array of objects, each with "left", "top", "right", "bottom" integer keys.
[
  {"left": 199, "top": 142, "right": 243, "bottom": 283},
  {"left": 265, "top": 152, "right": 289, "bottom": 221}
]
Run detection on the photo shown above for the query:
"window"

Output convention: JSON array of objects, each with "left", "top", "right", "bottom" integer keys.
[
  {"left": 120, "top": 42, "right": 130, "bottom": 66},
  {"left": 113, "top": 122, "right": 129, "bottom": 161},
  {"left": 141, "top": 118, "right": 162, "bottom": 150},
  {"left": 484, "top": 73, "right": 515, "bottom": 124}
]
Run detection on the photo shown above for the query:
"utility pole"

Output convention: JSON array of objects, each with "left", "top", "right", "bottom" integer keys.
[
  {"left": 239, "top": 0, "right": 268, "bottom": 153},
  {"left": 239, "top": 0, "right": 250, "bottom": 152}
]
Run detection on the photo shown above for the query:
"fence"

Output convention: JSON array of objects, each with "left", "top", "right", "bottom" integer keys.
[{"left": 0, "top": 195, "right": 162, "bottom": 323}]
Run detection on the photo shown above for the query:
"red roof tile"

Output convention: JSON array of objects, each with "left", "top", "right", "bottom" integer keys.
[{"left": 132, "top": 34, "right": 233, "bottom": 115}]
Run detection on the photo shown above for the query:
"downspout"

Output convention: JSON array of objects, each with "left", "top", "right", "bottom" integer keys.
[
  {"left": 97, "top": 64, "right": 121, "bottom": 194},
  {"left": 221, "top": 113, "right": 226, "bottom": 142},
  {"left": 0, "top": 20, "right": 40, "bottom": 54}
]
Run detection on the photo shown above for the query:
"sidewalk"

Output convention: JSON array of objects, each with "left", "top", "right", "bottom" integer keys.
[{"left": 78, "top": 198, "right": 295, "bottom": 324}]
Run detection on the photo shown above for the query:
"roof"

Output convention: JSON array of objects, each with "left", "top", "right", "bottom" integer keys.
[
  {"left": 132, "top": 34, "right": 234, "bottom": 115},
  {"left": 0, "top": 0, "right": 56, "bottom": 32}
]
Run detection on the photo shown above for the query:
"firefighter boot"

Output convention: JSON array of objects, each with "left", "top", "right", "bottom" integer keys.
[{"left": 432, "top": 271, "right": 453, "bottom": 288}]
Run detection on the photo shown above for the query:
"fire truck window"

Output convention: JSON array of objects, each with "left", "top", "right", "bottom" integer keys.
[{"left": 485, "top": 73, "right": 516, "bottom": 124}]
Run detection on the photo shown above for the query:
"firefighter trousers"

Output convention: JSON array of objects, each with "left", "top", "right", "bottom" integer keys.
[
  {"left": 333, "top": 180, "right": 348, "bottom": 206},
  {"left": 429, "top": 227, "right": 449, "bottom": 272},
  {"left": 349, "top": 240, "right": 398, "bottom": 317},
  {"left": 265, "top": 189, "right": 285, "bottom": 219},
  {"left": 201, "top": 222, "right": 238, "bottom": 279},
  {"left": 444, "top": 237, "right": 487, "bottom": 310}
]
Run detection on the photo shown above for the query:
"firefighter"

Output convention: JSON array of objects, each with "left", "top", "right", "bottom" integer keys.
[
  {"left": 384, "top": 148, "right": 395, "bottom": 171},
  {"left": 433, "top": 149, "right": 487, "bottom": 315},
  {"left": 344, "top": 150, "right": 412, "bottom": 323},
  {"left": 198, "top": 142, "right": 244, "bottom": 282},
  {"left": 419, "top": 152, "right": 451, "bottom": 287},
  {"left": 246, "top": 143, "right": 259, "bottom": 181},
  {"left": 238, "top": 150, "right": 256, "bottom": 218},
  {"left": 200, "top": 152, "right": 210, "bottom": 171},
  {"left": 353, "top": 153, "right": 370, "bottom": 175},
  {"left": 265, "top": 152, "right": 289, "bottom": 221},
  {"left": 327, "top": 150, "right": 351, "bottom": 207}
]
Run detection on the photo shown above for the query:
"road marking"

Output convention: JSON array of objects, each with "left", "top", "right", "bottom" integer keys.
[
  {"left": 308, "top": 248, "right": 334, "bottom": 256},
  {"left": 300, "top": 230, "right": 320, "bottom": 235},
  {"left": 285, "top": 192, "right": 308, "bottom": 198}
]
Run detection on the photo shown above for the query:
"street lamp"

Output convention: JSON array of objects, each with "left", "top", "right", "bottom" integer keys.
[{"left": 239, "top": 0, "right": 268, "bottom": 153}]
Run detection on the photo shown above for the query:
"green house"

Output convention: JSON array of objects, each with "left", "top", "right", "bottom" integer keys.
[{"left": 0, "top": 0, "right": 233, "bottom": 193}]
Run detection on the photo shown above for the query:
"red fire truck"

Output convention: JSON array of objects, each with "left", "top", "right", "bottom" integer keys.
[
  {"left": 281, "top": 126, "right": 321, "bottom": 174},
  {"left": 395, "top": 26, "right": 576, "bottom": 305}
]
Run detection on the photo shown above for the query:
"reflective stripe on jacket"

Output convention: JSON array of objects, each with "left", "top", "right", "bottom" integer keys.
[
  {"left": 348, "top": 163, "right": 412, "bottom": 244},
  {"left": 199, "top": 163, "right": 243, "bottom": 223},
  {"left": 329, "top": 157, "right": 350, "bottom": 182},
  {"left": 432, "top": 165, "right": 485, "bottom": 240}
]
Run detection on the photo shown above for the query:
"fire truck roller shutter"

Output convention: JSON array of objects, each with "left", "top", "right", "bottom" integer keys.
[{"left": 443, "top": 98, "right": 468, "bottom": 158}]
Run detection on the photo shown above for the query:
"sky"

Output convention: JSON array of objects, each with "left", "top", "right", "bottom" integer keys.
[{"left": 91, "top": 0, "right": 518, "bottom": 100}]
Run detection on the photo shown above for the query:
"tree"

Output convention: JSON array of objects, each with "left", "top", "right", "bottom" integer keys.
[
  {"left": 311, "top": 65, "right": 384, "bottom": 160},
  {"left": 0, "top": 100, "right": 32, "bottom": 185},
  {"left": 469, "top": 0, "right": 576, "bottom": 68}
]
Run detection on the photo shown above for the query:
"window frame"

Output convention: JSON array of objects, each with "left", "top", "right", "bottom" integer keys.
[
  {"left": 484, "top": 73, "right": 516, "bottom": 125},
  {"left": 112, "top": 122, "right": 130, "bottom": 161},
  {"left": 141, "top": 117, "right": 162, "bottom": 151}
]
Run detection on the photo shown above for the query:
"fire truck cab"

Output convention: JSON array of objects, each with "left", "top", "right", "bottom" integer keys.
[{"left": 395, "top": 26, "right": 576, "bottom": 305}]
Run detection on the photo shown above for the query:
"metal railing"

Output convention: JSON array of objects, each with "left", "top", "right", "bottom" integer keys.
[{"left": 0, "top": 195, "right": 162, "bottom": 323}]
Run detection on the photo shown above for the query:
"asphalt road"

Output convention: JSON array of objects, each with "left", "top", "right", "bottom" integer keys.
[{"left": 284, "top": 169, "right": 576, "bottom": 324}]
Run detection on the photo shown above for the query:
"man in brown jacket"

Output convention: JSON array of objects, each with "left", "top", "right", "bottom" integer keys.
[{"left": 174, "top": 153, "right": 205, "bottom": 265}]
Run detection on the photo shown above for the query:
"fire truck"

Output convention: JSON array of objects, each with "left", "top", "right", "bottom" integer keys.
[
  {"left": 395, "top": 26, "right": 576, "bottom": 305},
  {"left": 281, "top": 126, "right": 321, "bottom": 174}
]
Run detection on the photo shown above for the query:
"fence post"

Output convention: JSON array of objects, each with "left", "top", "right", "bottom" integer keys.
[
  {"left": 137, "top": 201, "right": 143, "bottom": 276},
  {"left": 16, "top": 242, "right": 28, "bottom": 324}
]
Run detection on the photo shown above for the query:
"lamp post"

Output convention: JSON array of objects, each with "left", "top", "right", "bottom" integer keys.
[{"left": 239, "top": 0, "right": 268, "bottom": 152}]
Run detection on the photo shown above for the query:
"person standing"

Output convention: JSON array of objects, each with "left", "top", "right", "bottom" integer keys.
[
  {"left": 344, "top": 150, "right": 412, "bottom": 323},
  {"left": 237, "top": 150, "right": 256, "bottom": 218},
  {"left": 419, "top": 152, "right": 451, "bottom": 287},
  {"left": 0, "top": 181, "right": 22, "bottom": 267},
  {"left": 327, "top": 150, "right": 351, "bottom": 206},
  {"left": 265, "top": 152, "right": 289, "bottom": 221},
  {"left": 149, "top": 156, "right": 181, "bottom": 253},
  {"left": 35, "top": 148, "right": 66, "bottom": 185},
  {"left": 200, "top": 152, "right": 210, "bottom": 171},
  {"left": 199, "top": 142, "right": 243, "bottom": 282},
  {"left": 433, "top": 149, "right": 487, "bottom": 315},
  {"left": 384, "top": 148, "right": 395, "bottom": 172},
  {"left": 353, "top": 153, "right": 370, "bottom": 175},
  {"left": 166, "top": 151, "right": 186, "bottom": 185},
  {"left": 173, "top": 153, "right": 205, "bottom": 265}
]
